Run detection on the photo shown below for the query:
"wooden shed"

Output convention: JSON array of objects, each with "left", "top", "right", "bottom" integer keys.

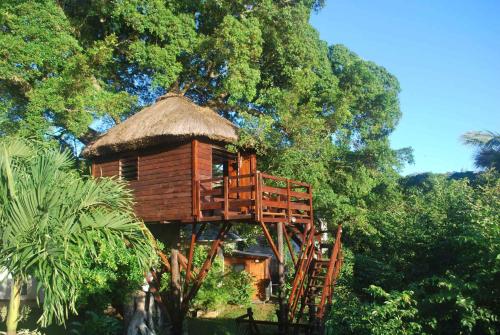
[{"left": 224, "top": 251, "right": 272, "bottom": 301}]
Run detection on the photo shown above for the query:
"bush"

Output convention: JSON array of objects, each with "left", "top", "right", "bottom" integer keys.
[
  {"left": 224, "top": 270, "right": 253, "bottom": 306},
  {"left": 70, "top": 311, "right": 122, "bottom": 335},
  {"left": 173, "top": 247, "right": 254, "bottom": 311}
]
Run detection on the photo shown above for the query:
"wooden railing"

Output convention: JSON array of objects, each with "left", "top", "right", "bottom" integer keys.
[{"left": 195, "top": 172, "right": 313, "bottom": 224}]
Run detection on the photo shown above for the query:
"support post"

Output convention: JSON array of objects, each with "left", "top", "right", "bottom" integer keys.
[
  {"left": 185, "top": 223, "right": 197, "bottom": 285},
  {"left": 169, "top": 223, "right": 183, "bottom": 335},
  {"left": 224, "top": 176, "right": 229, "bottom": 219},
  {"left": 170, "top": 247, "right": 183, "bottom": 334},
  {"left": 277, "top": 221, "right": 285, "bottom": 297},
  {"left": 283, "top": 224, "right": 297, "bottom": 266}
]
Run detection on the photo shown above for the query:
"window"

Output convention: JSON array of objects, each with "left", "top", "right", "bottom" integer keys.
[
  {"left": 212, "top": 162, "right": 224, "bottom": 178},
  {"left": 120, "top": 157, "right": 138, "bottom": 181},
  {"left": 232, "top": 263, "right": 245, "bottom": 272}
]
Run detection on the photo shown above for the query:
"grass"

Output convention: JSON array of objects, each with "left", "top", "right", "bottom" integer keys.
[
  {"left": 1, "top": 302, "right": 278, "bottom": 335},
  {"left": 187, "top": 302, "right": 278, "bottom": 334}
]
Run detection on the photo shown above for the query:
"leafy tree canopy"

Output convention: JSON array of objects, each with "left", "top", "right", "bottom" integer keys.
[{"left": 0, "top": 0, "right": 411, "bottom": 229}]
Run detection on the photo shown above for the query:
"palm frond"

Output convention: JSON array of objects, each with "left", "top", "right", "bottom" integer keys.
[{"left": 0, "top": 138, "right": 154, "bottom": 327}]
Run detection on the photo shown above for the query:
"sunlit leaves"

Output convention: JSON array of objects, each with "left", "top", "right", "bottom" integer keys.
[{"left": 0, "top": 139, "right": 153, "bottom": 326}]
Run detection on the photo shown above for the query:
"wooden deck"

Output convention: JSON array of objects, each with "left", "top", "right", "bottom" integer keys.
[{"left": 194, "top": 172, "right": 313, "bottom": 225}]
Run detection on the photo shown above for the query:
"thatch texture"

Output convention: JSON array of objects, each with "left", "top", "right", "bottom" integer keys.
[{"left": 83, "top": 93, "right": 238, "bottom": 157}]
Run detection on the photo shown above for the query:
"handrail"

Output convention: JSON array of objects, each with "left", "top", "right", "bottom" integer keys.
[
  {"left": 196, "top": 171, "right": 312, "bottom": 223},
  {"left": 288, "top": 225, "right": 316, "bottom": 315},
  {"left": 290, "top": 232, "right": 317, "bottom": 318},
  {"left": 317, "top": 224, "right": 342, "bottom": 318},
  {"left": 199, "top": 173, "right": 257, "bottom": 183},
  {"left": 260, "top": 172, "right": 311, "bottom": 188}
]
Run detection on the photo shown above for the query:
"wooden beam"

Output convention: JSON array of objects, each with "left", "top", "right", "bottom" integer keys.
[
  {"left": 283, "top": 225, "right": 297, "bottom": 266},
  {"left": 258, "top": 221, "right": 281, "bottom": 261},
  {"left": 192, "top": 139, "right": 199, "bottom": 218},
  {"left": 277, "top": 221, "right": 285, "bottom": 297},
  {"left": 185, "top": 223, "right": 197, "bottom": 285},
  {"left": 182, "top": 222, "right": 232, "bottom": 313},
  {"left": 223, "top": 176, "right": 229, "bottom": 220}
]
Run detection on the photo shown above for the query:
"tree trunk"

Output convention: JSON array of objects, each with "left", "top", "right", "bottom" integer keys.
[
  {"left": 170, "top": 248, "right": 184, "bottom": 335},
  {"left": 6, "top": 277, "right": 21, "bottom": 335},
  {"left": 125, "top": 290, "right": 156, "bottom": 335}
]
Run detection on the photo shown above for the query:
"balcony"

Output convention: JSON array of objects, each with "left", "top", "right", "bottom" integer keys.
[{"left": 194, "top": 172, "right": 313, "bottom": 225}]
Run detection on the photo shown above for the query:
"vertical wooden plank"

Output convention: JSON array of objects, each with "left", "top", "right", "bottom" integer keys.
[
  {"left": 192, "top": 139, "right": 199, "bottom": 218},
  {"left": 196, "top": 180, "right": 201, "bottom": 219},
  {"left": 308, "top": 185, "right": 314, "bottom": 231},
  {"left": 253, "top": 173, "right": 258, "bottom": 219},
  {"left": 286, "top": 179, "right": 291, "bottom": 224},
  {"left": 137, "top": 155, "right": 140, "bottom": 181},
  {"left": 255, "top": 172, "right": 262, "bottom": 222},
  {"left": 223, "top": 176, "right": 229, "bottom": 219}
]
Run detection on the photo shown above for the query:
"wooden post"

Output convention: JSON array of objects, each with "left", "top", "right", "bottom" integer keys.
[
  {"left": 192, "top": 139, "right": 199, "bottom": 220},
  {"left": 185, "top": 223, "right": 196, "bottom": 285},
  {"left": 283, "top": 224, "right": 297, "bottom": 266},
  {"left": 170, "top": 223, "right": 183, "bottom": 335},
  {"left": 277, "top": 221, "right": 285, "bottom": 297},
  {"left": 255, "top": 172, "right": 262, "bottom": 222},
  {"left": 223, "top": 175, "right": 229, "bottom": 219},
  {"left": 286, "top": 179, "right": 291, "bottom": 223},
  {"left": 170, "top": 247, "right": 182, "bottom": 334},
  {"left": 308, "top": 185, "right": 314, "bottom": 231}
]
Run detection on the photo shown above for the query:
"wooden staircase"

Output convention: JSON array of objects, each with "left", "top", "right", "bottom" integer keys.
[
  {"left": 236, "top": 224, "right": 343, "bottom": 334},
  {"left": 288, "top": 224, "right": 343, "bottom": 325}
]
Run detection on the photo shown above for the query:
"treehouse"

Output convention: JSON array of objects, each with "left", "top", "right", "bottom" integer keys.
[
  {"left": 83, "top": 93, "right": 313, "bottom": 227},
  {"left": 83, "top": 93, "right": 343, "bottom": 335}
]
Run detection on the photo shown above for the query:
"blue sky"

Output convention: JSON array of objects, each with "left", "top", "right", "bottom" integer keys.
[{"left": 310, "top": 0, "right": 500, "bottom": 175}]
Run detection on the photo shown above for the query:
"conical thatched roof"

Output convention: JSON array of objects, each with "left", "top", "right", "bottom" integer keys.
[{"left": 83, "top": 93, "right": 238, "bottom": 158}]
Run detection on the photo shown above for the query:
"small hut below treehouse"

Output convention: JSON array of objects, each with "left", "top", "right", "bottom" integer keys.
[{"left": 224, "top": 250, "right": 272, "bottom": 302}]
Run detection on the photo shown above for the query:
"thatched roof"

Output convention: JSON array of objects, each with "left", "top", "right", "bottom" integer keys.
[{"left": 83, "top": 93, "right": 238, "bottom": 158}]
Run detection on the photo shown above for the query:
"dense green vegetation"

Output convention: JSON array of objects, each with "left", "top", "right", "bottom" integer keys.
[
  {"left": 0, "top": 139, "right": 153, "bottom": 334},
  {"left": 328, "top": 172, "right": 499, "bottom": 334},
  {"left": 0, "top": 0, "right": 498, "bottom": 334}
]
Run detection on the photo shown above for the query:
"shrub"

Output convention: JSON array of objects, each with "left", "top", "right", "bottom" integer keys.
[
  {"left": 224, "top": 271, "right": 253, "bottom": 306},
  {"left": 70, "top": 311, "right": 122, "bottom": 335}
]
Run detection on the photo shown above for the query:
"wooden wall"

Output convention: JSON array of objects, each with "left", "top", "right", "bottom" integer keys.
[
  {"left": 90, "top": 139, "right": 256, "bottom": 223},
  {"left": 197, "top": 140, "right": 212, "bottom": 180},
  {"left": 91, "top": 141, "right": 194, "bottom": 222}
]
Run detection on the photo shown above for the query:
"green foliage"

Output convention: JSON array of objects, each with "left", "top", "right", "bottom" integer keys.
[
  {"left": 327, "top": 285, "right": 422, "bottom": 335},
  {"left": 329, "top": 171, "right": 500, "bottom": 334},
  {"left": 194, "top": 249, "right": 253, "bottom": 310},
  {"left": 0, "top": 0, "right": 137, "bottom": 144},
  {"left": 0, "top": 138, "right": 154, "bottom": 328},
  {"left": 76, "top": 235, "right": 149, "bottom": 313},
  {"left": 2, "top": 1, "right": 409, "bottom": 208},
  {"left": 70, "top": 311, "right": 122, "bottom": 335},
  {"left": 164, "top": 247, "right": 253, "bottom": 311},
  {"left": 224, "top": 270, "right": 253, "bottom": 306}
]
